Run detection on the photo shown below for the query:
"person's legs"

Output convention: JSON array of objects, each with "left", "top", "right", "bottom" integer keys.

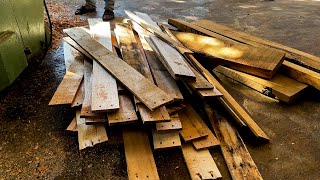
[
  {"left": 102, "top": 0, "right": 115, "bottom": 21},
  {"left": 75, "top": 0, "right": 96, "bottom": 15}
]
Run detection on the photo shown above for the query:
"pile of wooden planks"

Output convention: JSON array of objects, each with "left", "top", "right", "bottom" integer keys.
[{"left": 48, "top": 11, "right": 319, "bottom": 180}]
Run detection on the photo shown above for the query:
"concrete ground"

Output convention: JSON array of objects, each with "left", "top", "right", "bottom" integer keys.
[{"left": 0, "top": 0, "right": 320, "bottom": 179}]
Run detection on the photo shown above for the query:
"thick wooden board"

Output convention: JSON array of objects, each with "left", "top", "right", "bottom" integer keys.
[
  {"left": 138, "top": 105, "right": 171, "bottom": 124},
  {"left": 152, "top": 130, "right": 181, "bottom": 150},
  {"left": 64, "top": 27, "right": 173, "bottom": 110},
  {"left": 192, "top": 19, "right": 320, "bottom": 72},
  {"left": 49, "top": 53, "right": 84, "bottom": 105},
  {"left": 76, "top": 111, "right": 108, "bottom": 150},
  {"left": 71, "top": 79, "right": 84, "bottom": 107},
  {"left": 281, "top": 61, "right": 320, "bottom": 90},
  {"left": 150, "top": 36, "right": 196, "bottom": 80},
  {"left": 185, "top": 54, "right": 269, "bottom": 141},
  {"left": 156, "top": 113, "right": 182, "bottom": 131},
  {"left": 123, "top": 128, "right": 160, "bottom": 180},
  {"left": 85, "top": 118, "right": 108, "bottom": 125},
  {"left": 196, "top": 88, "right": 223, "bottom": 99},
  {"left": 205, "top": 104, "right": 263, "bottom": 180},
  {"left": 107, "top": 94, "right": 138, "bottom": 125},
  {"left": 179, "top": 111, "right": 208, "bottom": 142},
  {"left": 166, "top": 103, "right": 186, "bottom": 115},
  {"left": 181, "top": 144, "right": 222, "bottom": 180},
  {"left": 188, "top": 67, "right": 214, "bottom": 90},
  {"left": 88, "top": 19, "right": 120, "bottom": 112},
  {"left": 214, "top": 66, "right": 308, "bottom": 103},
  {"left": 171, "top": 29, "right": 285, "bottom": 79},
  {"left": 66, "top": 117, "right": 78, "bottom": 132}
]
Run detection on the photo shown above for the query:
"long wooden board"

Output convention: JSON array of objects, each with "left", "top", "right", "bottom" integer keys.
[
  {"left": 71, "top": 79, "right": 84, "bottom": 107},
  {"left": 179, "top": 111, "right": 208, "bottom": 142},
  {"left": 185, "top": 54, "right": 269, "bottom": 141},
  {"left": 49, "top": 52, "right": 84, "bottom": 105},
  {"left": 123, "top": 128, "right": 160, "bottom": 180},
  {"left": 66, "top": 117, "right": 78, "bottom": 132},
  {"left": 192, "top": 19, "right": 320, "bottom": 72},
  {"left": 76, "top": 111, "right": 108, "bottom": 150},
  {"left": 170, "top": 29, "right": 285, "bottom": 79},
  {"left": 181, "top": 144, "right": 222, "bottom": 180},
  {"left": 152, "top": 130, "right": 181, "bottom": 150},
  {"left": 205, "top": 103, "right": 263, "bottom": 180},
  {"left": 156, "top": 113, "right": 182, "bottom": 131},
  {"left": 150, "top": 36, "right": 196, "bottom": 80},
  {"left": 64, "top": 27, "right": 173, "bottom": 110},
  {"left": 214, "top": 66, "right": 308, "bottom": 103}
]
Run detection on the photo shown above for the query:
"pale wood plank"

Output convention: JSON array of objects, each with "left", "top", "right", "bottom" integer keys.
[
  {"left": 66, "top": 117, "right": 77, "bottom": 132},
  {"left": 134, "top": 11, "right": 161, "bottom": 31},
  {"left": 71, "top": 79, "right": 84, "bottom": 107},
  {"left": 156, "top": 113, "right": 182, "bottom": 131},
  {"left": 64, "top": 27, "right": 173, "bottom": 110},
  {"left": 152, "top": 130, "right": 181, "bottom": 150},
  {"left": 181, "top": 144, "right": 222, "bottom": 180},
  {"left": 123, "top": 128, "right": 160, "bottom": 180}
]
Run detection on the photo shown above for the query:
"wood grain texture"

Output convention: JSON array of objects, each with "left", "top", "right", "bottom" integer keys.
[
  {"left": 123, "top": 128, "right": 160, "bottom": 180},
  {"left": 134, "top": 11, "right": 161, "bottom": 31},
  {"left": 64, "top": 27, "right": 173, "bottom": 110},
  {"left": 181, "top": 144, "right": 222, "bottom": 180},
  {"left": 71, "top": 79, "right": 84, "bottom": 107},
  {"left": 150, "top": 36, "right": 196, "bottom": 80},
  {"left": 171, "top": 29, "right": 284, "bottom": 79},
  {"left": 76, "top": 111, "right": 108, "bottom": 150},
  {"left": 66, "top": 117, "right": 78, "bottom": 132},
  {"left": 166, "top": 103, "right": 186, "bottom": 115},
  {"left": 156, "top": 113, "right": 182, "bottom": 131},
  {"left": 185, "top": 54, "right": 269, "bottom": 141},
  {"left": 179, "top": 111, "right": 208, "bottom": 142},
  {"left": 214, "top": 66, "right": 308, "bottom": 103},
  {"left": 205, "top": 103, "right": 263, "bottom": 180},
  {"left": 192, "top": 19, "right": 320, "bottom": 72},
  {"left": 63, "top": 37, "right": 94, "bottom": 60},
  {"left": 138, "top": 105, "right": 171, "bottom": 124},
  {"left": 281, "top": 61, "right": 320, "bottom": 90},
  {"left": 152, "top": 130, "right": 181, "bottom": 150}
]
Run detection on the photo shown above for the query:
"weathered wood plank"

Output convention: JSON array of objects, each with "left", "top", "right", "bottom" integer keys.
[
  {"left": 152, "top": 130, "right": 181, "bottom": 150},
  {"left": 123, "top": 128, "right": 160, "bottom": 180},
  {"left": 64, "top": 27, "right": 173, "bottom": 110},
  {"left": 205, "top": 103, "right": 263, "bottom": 180},
  {"left": 156, "top": 113, "right": 182, "bottom": 131},
  {"left": 181, "top": 144, "right": 222, "bottom": 180},
  {"left": 71, "top": 79, "right": 84, "bottom": 107},
  {"left": 179, "top": 111, "right": 208, "bottom": 142},
  {"left": 66, "top": 117, "right": 77, "bottom": 132},
  {"left": 138, "top": 105, "right": 171, "bottom": 124}
]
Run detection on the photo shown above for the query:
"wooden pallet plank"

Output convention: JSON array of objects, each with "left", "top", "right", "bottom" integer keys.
[
  {"left": 71, "top": 79, "right": 84, "bottom": 107},
  {"left": 76, "top": 111, "right": 108, "bottom": 150},
  {"left": 152, "top": 130, "right": 181, "bottom": 150},
  {"left": 196, "top": 88, "right": 223, "bottom": 99},
  {"left": 156, "top": 113, "right": 182, "bottom": 131},
  {"left": 138, "top": 105, "right": 171, "bottom": 124},
  {"left": 179, "top": 111, "right": 208, "bottom": 142},
  {"left": 205, "top": 103, "right": 263, "bottom": 180},
  {"left": 181, "top": 144, "right": 222, "bottom": 180},
  {"left": 66, "top": 117, "right": 78, "bottom": 132},
  {"left": 214, "top": 65, "right": 308, "bottom": 103},
  {"left": 150, "top": 36, "right": 196, "bottom": 80},
  {"left": 123, "top": 128, "right": 160, "bottom": 180},
  {"left": 134, "top": 11, "right": 161, "bottom": 31},
  {"left": 64, "top": 27, "right": 173, "bottom": 110}
]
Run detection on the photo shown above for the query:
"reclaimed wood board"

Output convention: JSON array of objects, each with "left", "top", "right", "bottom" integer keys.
[
  {"left": 150, "top": 36, "right": 196, "bottom": 80},
  {"left": 64, "top": 27, "right": 173, "bottom": 110},
  {"left": 134, "top": 11, "right": 161, "bottom": 31},
  {"left": 196, "top": 88, "right": 223, "bottom": 99},
  {"left": 63, "top": 37, "right": 94, "bottom": 60},
  {"left": 123, "top": 128, "right": 160, "bottom": 180},
  {"left": 66, "top": 117, "right": 78, "bottom": 132},
  {"left": 181, "top": 144, "right": 222, "bottom": 180},
  {"left": 179, "top": 111, "right": 208, "bottom": 142},
  {"left": 192, "top": 19, "right": 320, "bottom": 72},
  {"left": 85, "top": 118, "right": 108, "bottom": 125},
  {"left": 76, "top": 111, "right": 108, "bottom": 150},
  {"left": 166, "top": 103, "right": 186, "bottom": 115},
  {"left": 205, "top": 103, "right": 263, "bottom": 180},
  {"left": 138, "top": 105, "right": 171, "bottom": 124},
  {"left": 185, "top": 54, "right": 269, "bottom": 141},
  {"left": 156, "top": 113, "right": 182, "bottom": 131},
  {"left": 214, "top": 66, "right": 308, "bottom": 103},
  {"left": 71, "top": 79, "right": 84, "bottom": 107},
  {"left": 171, "top": 29, "right": 285, "bottom": 79},
  {"left": 152, "top": 130, "right": 181, "bottom": 150}
]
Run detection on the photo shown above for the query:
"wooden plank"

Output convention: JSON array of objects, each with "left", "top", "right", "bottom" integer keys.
[
  {"left": 179, "top": 111, "right": 208, "bottom": 142},
  {"left": 152, "top": 130, "right": 181, "bottom": 150},
  {"left": 138, "top": 105, "right": 171, "bottom": 124},
  {"left": 63, "top": 37, "right": 94, "bottom": 59},
  {"left": 196, "top": 88, "right": 223, "bottom": 99},
  {"left": 170, "top": 29, "right": 285, "bottom": 79},
  {"left": 166, "top": 103, "right": 186, "bottom": 115},
  {"left": 123, "top": 128, "right": 160, "bottom": 180},
  {"left": 205, "top": 103, "right": 263, "bottom": 180},
  {"left": 192, "top": 19, "right": 320, "bottom": 72},
  {"left": 281, "top": 61, "right": 320, "bottom": 90},
  {"left": 63, "top": 41, "right": 78, "bottom": 71},
  {"left": 150, "top": 36, "right": 196, "bottom": 80},
  {"left": 181, "top": 144, "right": 222, "bottom": 180},
  {"left": 107, "top": 94, "right": 138, "bottom": 125},
  {"left": 64, "top": 27, "right": 173, "bottom": 110},
  {"left": 88, "top": 18, "right": 120, "bottom": 112},
  {"left": 156, "top": 113, "right": 182, "bottom": 131},
  {"left": 66, "top": 117, "right": 78, "bottom": 132},
  {"left": 85, "top": 118, "right": 108, "bottom": 125},
  {"left": 134, "top": 11, "right": 161, "bottom": 31},
  {"left": 188, "top": 67, "right": 214, "bottom": 90},
  {"left": 76, "top": 110, "right": 108, "bottom": 150},
  {"left": 214, "top": 66, "right": 308, "bottom": 103},
  {"left": 49, "top": 53, "right": 84, "bottom": 105},
  {"left": 71, "top": 79, "right": 84, "bottom": 107}
]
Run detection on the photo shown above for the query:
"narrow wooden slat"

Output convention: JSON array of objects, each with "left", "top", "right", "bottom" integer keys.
[
  {"left": 63, "top": 41, "right": 78, "bottom": 71},
  {"left": 66, "top": 117, "right": 78, "bottom": 132},
  {"left": 138, "top": 105, "right": 171, "bottom": 124},
  {"left": 150, "top": 36, "right": 196, "bottom": 80},
  {"left": 205, "top": 103, "right": 263, "bottom": 180},
  {"left": 196, "top": 88, "right": 223, "bottom": 99},
  {"left": 63, "top": 37, "right": 94, "bottom": 59},
  {"left": 166, "top": 103, "right": 186, "bottom": 115},
  {"left": 85, "top": 118, "right": 108, "bottom": 125},
  {"left": 71, "top": 79, "right": 84, "bottom": 107},
  {"left": 76, "top": 111, "right": 108, "bottom": 150},
  {"left": 156, "top": 113, "right": 182, "bottom": 131},
  {"left": 214, "top": 66, "right": 308, "bottom": 103},
  {"left": 123, "top": 128, "right": 160, "bottom": 180},
  {"left": 188, "top": 67, "right": 214, "bottom": 90},
  {"left": 134, "top": 11, "right": 161, "bottom": 31},
  {"left": 152, "top": 130, "right": 181, "bottom": 150},
  {"left": 181, "top": 144, "right": 222, "bottom": 180},
  {"left": 64, "top": 27, "right": 173, "bottom": 110},
  {"left": 179, "top": 111, "right": 208, "bottom": 142}
]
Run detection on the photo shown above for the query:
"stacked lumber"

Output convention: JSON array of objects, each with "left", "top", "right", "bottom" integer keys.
[{"left": 48, "top": 11, "right": 319, "bottom": 180}]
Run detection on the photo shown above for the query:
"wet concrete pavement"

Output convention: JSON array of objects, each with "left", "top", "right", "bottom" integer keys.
[{"left": 0, "top": 0, "right": 320, "bottom": 179}]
